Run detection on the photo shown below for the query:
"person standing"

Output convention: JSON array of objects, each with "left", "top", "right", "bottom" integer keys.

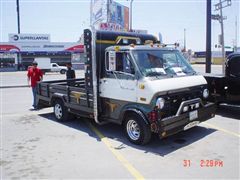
[
  {"left": 66, "top": 62, "right": 76, "bottom": 86},
  {"left": 27, "top": 61, "right": 43, "bottom": 110}
]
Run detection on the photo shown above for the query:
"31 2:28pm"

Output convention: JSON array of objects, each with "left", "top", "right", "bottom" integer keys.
[{"left": 183, "top": 160, "right": 224, "bottom": 167}]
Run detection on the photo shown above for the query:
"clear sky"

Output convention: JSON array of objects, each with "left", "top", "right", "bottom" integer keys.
[{"left": 0, "top": 0, "right": 239, "bottom": 51}]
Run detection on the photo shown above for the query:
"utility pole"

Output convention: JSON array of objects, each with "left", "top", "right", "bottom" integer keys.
[
  {"left": 127, "top": 0, "right": 134, "bottom": 31},
  {"left": 219, "top": 1, "right": 226, "bottom": 74},
  {"left": 214, "top": 0, "right": 231, "bottom": 74},
  {"left": 130, "top": 0, "right": 133, "bottom": 31},
  {"left": 16, "top": 0, "right": 21, "bottom": 70},
  {"left": 206, "top": 0, "right": 212, "bottom": 73},
  {"left": 16, "top": 0, "right": 20, "bottom": 34}
]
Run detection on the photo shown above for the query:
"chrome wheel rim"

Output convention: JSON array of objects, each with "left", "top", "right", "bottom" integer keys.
[
  {"left": 54, "top": 104, "right": 62, "bottom": 119},
  {"left": 126, "top": 120, "right": 140, "bottom": 141}
]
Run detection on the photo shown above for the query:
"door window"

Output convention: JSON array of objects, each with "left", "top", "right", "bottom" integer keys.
[{"left": 106, "top": 51, "right": 135, "bottom": 75}]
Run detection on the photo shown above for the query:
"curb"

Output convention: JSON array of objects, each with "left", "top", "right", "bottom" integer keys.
[{"left": 0, "top": 85, "right": 29, "bottom": 89}]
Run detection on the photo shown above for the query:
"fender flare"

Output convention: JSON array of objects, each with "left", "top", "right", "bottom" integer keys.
[{"left": 51, "top": 93, "right": 66, "bottom": 105}]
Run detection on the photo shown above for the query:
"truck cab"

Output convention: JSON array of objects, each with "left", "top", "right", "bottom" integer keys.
[{"left": 97, "top": 43, "right": 215, "bottom": 144}]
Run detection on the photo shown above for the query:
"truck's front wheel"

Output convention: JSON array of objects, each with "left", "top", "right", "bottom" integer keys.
[
  {"left": 54, "top": 99, "right": 69, "bottom": 122},
  {"left": 124, "top": 113, "right": 151, "bottom": 145}
]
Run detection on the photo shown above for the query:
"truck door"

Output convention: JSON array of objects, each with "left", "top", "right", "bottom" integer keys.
[{"left": 99, "top": 51, "right": 137, "bottom": 120}]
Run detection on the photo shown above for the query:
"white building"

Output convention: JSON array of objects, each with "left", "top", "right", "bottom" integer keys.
[{"left": 0, "top": 34, "right": 84, "bottom": 71}]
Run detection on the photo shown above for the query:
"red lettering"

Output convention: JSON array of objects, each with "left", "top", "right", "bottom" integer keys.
[{"left": 183, "top": 160, "right": 191, "bottom": 167}]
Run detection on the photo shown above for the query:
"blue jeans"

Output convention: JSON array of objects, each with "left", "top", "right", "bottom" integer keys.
[{"left": 32, "top": 86, "right": 37, "bottom": 108}]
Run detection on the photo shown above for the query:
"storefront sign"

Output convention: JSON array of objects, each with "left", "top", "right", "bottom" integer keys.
[
  {"left": 99, "top": 22, "right": 125, "bottom": 31},
  {"left": 0, "top": 42, "right": 83, "bottom": 52},
  {"left": 8, "top": 34, "right": 50, "bottom": 42}
]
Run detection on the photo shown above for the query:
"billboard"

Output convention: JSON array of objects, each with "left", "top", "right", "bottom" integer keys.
[
  {"left": 91, "top": 0, "right": 108, "bottom": 26},
  {"left": 9, "top": 34, "right": 50, "bottom": 42},
  {"left": 108, "top": 0, "right": 129, "bottom": 31},
  {"left": 91, "top": 0, "right": 129, "bottom": 31}
]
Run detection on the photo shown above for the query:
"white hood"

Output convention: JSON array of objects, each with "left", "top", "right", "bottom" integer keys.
[{"left": 137, "top": 75, "right": 207, "bottom": 104}]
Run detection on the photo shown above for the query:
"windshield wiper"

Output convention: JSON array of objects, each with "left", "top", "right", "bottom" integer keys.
[
  {"left": 181, "top": 69, "right": 197, "bottom": 75},
  {"left": 111, "top": 71, "right": 135, "bottom": 78}
]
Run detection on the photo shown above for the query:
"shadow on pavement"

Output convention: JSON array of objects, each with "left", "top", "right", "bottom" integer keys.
[
  {"left": 216, "top": 106, "right": 240, "bottom": 120},
  {"left": 39, "top": 113, "right": 216, "bottom": 157},
  {"left": 94, "top": 122, "right": 216, "bottom": 157},
  {"left": 39, "top": 113, "right": 98, "bottom": 140}
]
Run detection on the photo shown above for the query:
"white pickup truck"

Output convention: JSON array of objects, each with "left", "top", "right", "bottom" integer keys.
[
  {"left": 50, "top": 63, "right": 67, "bottom": 74},
  {"left": 34, "top": 57, "right": 67, "bottom": 74}
]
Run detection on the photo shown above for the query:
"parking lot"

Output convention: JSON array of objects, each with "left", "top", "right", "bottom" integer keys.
[{"left": 1, "top": 66, "right": 239, "bottom": 179}]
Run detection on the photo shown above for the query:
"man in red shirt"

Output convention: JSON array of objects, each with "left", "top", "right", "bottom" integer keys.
[{"left": 27, "top": 61, "right": 43, "bottom": 110}]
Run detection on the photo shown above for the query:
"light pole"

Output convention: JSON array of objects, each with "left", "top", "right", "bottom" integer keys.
[
  {"left": 16, "top": 0, "right": 20, "bottom": 34},
  {"left": 206, "top": 0, "right": 212, "bottom": 73},
  {"left": 16, "top": 0, "right": 21, "bottom": 70},
  {"left": 184, "top": 28, "right": 186, "bottom": 52},
  {"left": 127, "top": 0, "right": 134, "bottom": 31},
  {"left": 90, "top": 0, "right": 93, "bottom": 27}
]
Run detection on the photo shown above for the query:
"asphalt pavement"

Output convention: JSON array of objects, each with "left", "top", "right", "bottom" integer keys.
[{"left": 0, "top": 70, "right": 85, "bottom": 88}]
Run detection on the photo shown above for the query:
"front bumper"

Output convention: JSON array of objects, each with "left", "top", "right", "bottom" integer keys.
[{"left": 158, "top": 102, "right": 216, "bottom": 138}]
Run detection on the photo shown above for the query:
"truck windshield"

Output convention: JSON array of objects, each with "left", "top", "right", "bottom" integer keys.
[{"left": 132, "top": 50, "right": 195, "bottom": 77}]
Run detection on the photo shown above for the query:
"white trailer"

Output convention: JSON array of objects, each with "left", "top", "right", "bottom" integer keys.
[{"left": 34, "top": 57, "right": 51, "bottom": 73}]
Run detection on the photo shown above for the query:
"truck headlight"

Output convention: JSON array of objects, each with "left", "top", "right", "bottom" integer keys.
[
  {"left": 203, "top": 89, "right": 209, "bottom": 99},
  {"left": 156, "top": 98, "right": 165, "bottom": 109}
]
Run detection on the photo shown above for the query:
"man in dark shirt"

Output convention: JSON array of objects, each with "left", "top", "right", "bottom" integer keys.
[{"left": 66, "top": 62, "right": 76, "bottom": 86}]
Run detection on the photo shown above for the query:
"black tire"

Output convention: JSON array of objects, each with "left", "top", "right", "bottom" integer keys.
[
  {"left": 124, "top": 113, "right": 152, "bottom": 145},
  {"left": 53, "top": 99, "right": 70, "bottom": 122},
  {"left": 60, "top": 69, "right": 66, "bottom": 74}
]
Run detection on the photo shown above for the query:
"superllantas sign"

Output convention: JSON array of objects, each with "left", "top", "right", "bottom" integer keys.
[
  {"left": 0, "top": 43, "right": 84, "bottom": 53},
  {"left": 8, "top": 34, "right": 50, "bottom": 42}
]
